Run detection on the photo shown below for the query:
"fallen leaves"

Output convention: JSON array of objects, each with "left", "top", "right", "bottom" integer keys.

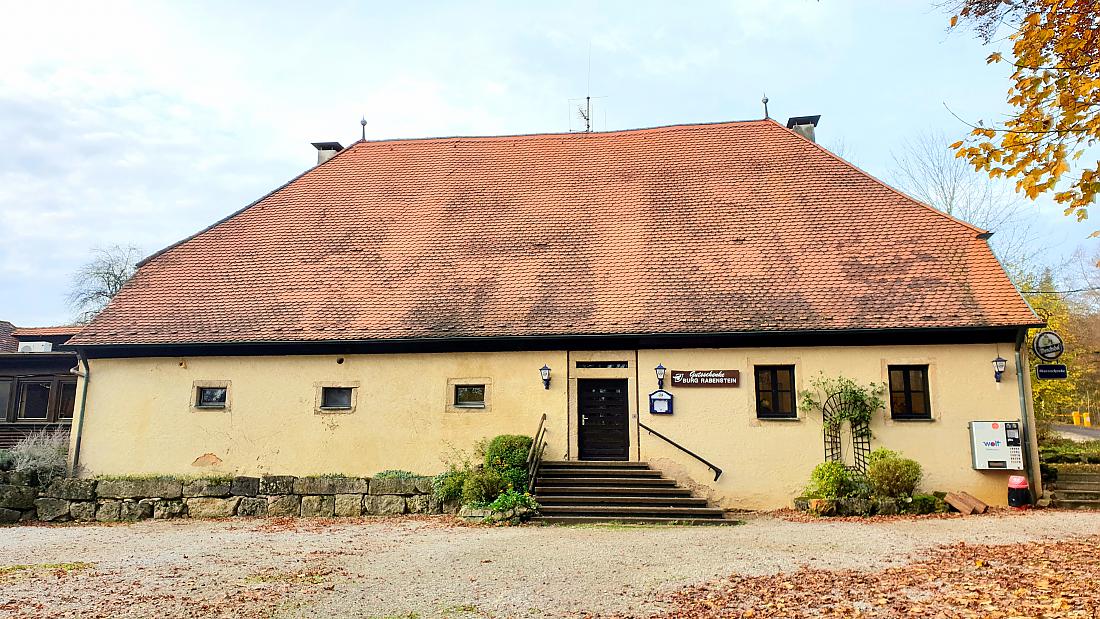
[{"left": 612, "top": 536, "right": 1100, "bottom": 618}]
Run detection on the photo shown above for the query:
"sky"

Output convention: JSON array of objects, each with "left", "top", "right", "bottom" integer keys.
[{"left": 0, "top": 0, "right": 1094, "bottom": 326}]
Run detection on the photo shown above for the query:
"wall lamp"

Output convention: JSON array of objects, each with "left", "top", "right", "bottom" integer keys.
[
  {"left": 655, "top": 363, "right": 667, "bottom": 389},
  {"left": 540, "top": 365, "right": 551, "bottom": 390},
  {"left": 993, "top": 356, "right": 1008, "bottom": 383}
]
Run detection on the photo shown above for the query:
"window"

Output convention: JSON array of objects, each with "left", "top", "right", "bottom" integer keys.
[
  {"left": 16, "top": 381, "right": 51, "bottom": 420},
  {"left": 195, "top": 386, "right": 227, "bottom": 409},
  {"left": 889, "top": 365, "right": 932, "bottom": 420},
  {"left": 0, "top": 377, "right": 75, "bottom": 424},
  {"left": 56, "top": 382, "right": 77, "bottom": 420},
  {"left": 754, "top": 365, "right": 796, "bottom": 419},
  {"left": 321, "top": 387, "right": 354, "bottom": 410},
  {"left": 453, "top": 384, "right": 486, "bottom": 408},
  {"left": 0, "top": 379, "right": 10, "bottom": 421}
]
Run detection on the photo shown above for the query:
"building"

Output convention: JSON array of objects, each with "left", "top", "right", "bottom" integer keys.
[
  {"left": 65, "top": 118, "right": 1042, "bottom": 508},
  {"left": 0, "top": 324, "right": 81, "bottom": 448}
]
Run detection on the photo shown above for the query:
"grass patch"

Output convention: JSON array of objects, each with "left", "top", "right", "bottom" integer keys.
[
  {"left": 440, "top": 604, "right": 480, "bottom": 616},
  {"left": 0, "top": 562, "right": 94, "bottom": 577},
  {"left": 244, "top": 569, "right": 330, "bottom": 585}
]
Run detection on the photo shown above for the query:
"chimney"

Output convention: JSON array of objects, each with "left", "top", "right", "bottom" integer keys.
[
  {"left": 311, "top": 142, "right": 344, "bottom": 165},
  {"left": 785, "top": 115, "right": 821, "bottom": 142}
]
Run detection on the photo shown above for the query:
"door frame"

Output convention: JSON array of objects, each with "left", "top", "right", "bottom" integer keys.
[{"left": 567, "top": 350, "right": 640, "bottom": 461}]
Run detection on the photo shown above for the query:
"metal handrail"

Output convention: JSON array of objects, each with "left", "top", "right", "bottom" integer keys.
[
  {"left": 638, "top": 421, "right": 723, "bottom": 482},
  {"left": 526, "top": 413, "right": 548, "bottom": 493}
]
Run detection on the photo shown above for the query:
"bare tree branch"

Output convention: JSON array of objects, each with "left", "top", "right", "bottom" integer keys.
[
  {"left": 67, "top": 244, "right": 142, "bottom": 323},
  {"left": 889, "top": 130, "right": 1043, "bottom": 276}
]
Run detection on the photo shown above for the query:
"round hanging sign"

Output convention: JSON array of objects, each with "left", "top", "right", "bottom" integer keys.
[{"left": 1032, "top": 331, "right": 1065, "bottom": 361}]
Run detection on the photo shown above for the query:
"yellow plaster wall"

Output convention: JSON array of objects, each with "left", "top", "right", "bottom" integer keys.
[
  {"left": 636, "top": 343, "right": 1035, "bottom": 509},
  {"left": 72, "top": 343, "right": 1035, "bottom": 509},
  {"left": 73, "top": 351, "right": 567, "bottom": 478}
]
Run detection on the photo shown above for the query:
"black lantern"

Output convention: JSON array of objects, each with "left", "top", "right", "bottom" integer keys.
[
  {"left": 992, "top": 356, "right": 1007, "bottom": 383},
  {"left": 655, "top": 363, "right": 667, "bottom": 389},
  {"left": 540, "top": 365, "right": 551, "bottom": 389}
]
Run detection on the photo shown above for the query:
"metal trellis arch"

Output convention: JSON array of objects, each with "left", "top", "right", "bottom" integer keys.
[{"left": 821, "top": 390, "right": 872, "bottom": 473}]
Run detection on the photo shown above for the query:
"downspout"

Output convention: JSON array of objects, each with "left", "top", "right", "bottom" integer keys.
[
  {"left": 1014, "top": 328, "right": 1039, "bottom": 501},
  {"left": 69, "top": 349, "right": 91, "bottom": 475}
]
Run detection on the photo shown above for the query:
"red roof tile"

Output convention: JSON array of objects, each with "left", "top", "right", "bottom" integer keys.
[
  {"left": 0, "top": 322, "right": 16, "bottom": 353},
  {"left": 12, "top": 326, "right": 83, "bottom": 338},
  {"left": 70, "top": 120, "right": 1039, "bottom": 347}
]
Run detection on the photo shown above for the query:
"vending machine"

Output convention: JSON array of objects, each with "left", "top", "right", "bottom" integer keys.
[{"left": 968, "top": 421, "right": 1024, "bottom": 470}]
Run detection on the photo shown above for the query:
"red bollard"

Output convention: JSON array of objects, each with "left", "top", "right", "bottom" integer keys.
[{"left": 1008, "top": 475, "right": 1030, "bottom": 509}]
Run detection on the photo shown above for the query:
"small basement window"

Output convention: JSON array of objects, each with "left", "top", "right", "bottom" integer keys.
[
  {"left": 321, "top": 386, "right": 355, "bottom": 410},
  {"left": 453, "top": 384, "right": 486, "bottom": 408},
  {"left": 195, "top": 386, "right": 228, "bottom": 409}
]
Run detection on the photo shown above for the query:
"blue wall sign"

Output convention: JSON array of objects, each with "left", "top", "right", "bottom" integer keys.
[
  {"left": 1036, "top": 364, "right": 1068, "bottom": 380},
  {"left": 649, "top": 389, "right": 673, "bottom": 414}
]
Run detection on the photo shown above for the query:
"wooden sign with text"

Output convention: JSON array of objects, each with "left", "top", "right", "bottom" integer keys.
[{"left": 670, "top": 370, "right": 740, "bottom": 387}]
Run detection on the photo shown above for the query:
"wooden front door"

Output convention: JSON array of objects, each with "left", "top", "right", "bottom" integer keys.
[{"left": 577, "top": 378, "right": 629, "bottom": 460}]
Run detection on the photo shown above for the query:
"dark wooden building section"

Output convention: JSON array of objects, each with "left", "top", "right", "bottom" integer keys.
[{"left": 0, "top": 326, "right": 79, "bottom": 449}]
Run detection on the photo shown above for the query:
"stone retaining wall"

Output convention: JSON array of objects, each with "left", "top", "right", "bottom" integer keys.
[{"left": 0, "top": 471, "right": 455, "bottom": 524}]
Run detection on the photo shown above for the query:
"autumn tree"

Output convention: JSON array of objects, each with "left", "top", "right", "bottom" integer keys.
[
  {"left": 947, "top": 0, "right": 1100, "bottom": 227},
  {"left": 67, "top": 244, "right": 142, "bottom": 323}
]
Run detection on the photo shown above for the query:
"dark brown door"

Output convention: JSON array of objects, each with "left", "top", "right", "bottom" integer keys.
[{"left": 578, "top": 379, "right": 629, "bottom": 460}]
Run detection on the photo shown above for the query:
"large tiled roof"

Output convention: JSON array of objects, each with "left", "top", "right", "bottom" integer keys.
[{"left": 70, "top": 119, "right": 1039, "bottom": 347}]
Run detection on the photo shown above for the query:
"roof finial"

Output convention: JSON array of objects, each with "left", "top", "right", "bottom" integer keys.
[
  {"left": 762, "top": 94, "right": 770, "bottom": 120},
  {"left": 360, "top": 116, "right": 367, "bottom": 140}
]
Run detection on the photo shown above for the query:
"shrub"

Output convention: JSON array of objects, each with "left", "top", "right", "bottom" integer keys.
[
  {"left": 10, "top": 429, "right": 69, "bottom": 483},
  {"left": 485, "top": 489, "right": 539, "bottom": 513},
  {"left": 461, "top": 468, "right": 506, "bottom": 506},
  {"left": 0, "top": 449, "right": 12, "bottom": 471},
  {"left": 805, "top": 461, "right": 867, "bottom": 499},
  {"left": 372, "top": 470, "right": 421, "bottom": 479},
  {"left": 907, "top": 493, "right": 948, "bottom": 515},
  {"left": 484, "top": 434, "right": 532, "bottom": 490},
  {"left": 432, "top": 468, "right": 469, "bottom": 502},
  {"left": 866, "top": 448, "right": 923, "bottom": 498}
]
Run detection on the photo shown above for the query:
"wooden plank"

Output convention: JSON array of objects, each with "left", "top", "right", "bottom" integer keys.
[
  {"left": 957, "top": 491, "right": 989, "bottom": 514},
  {"left": 944, "top": 492, "right": 975, "bottom": 515}
]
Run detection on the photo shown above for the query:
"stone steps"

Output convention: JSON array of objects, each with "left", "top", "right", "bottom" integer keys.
[
  {"left": 1048, "top": 471, "right": 1100, "bottom": 510},
  {"left": 533, "top": 461, "right": 725, "bottom": 523}
]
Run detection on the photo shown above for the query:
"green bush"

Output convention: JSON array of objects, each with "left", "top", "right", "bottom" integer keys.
[
  {"left": 805, "top": 461, "right": 867, "bottom": 499},
  {"left": 461, "top": 468, "right": 506, "bottom": 506},
  {"left": 866, "top": 448, "right": 923, "bottom": 498},
  {"left": 484, "top": 435, "right": 531, "bottom": 469},
  {"left": 432, "top": 469, "right": 469, "bottom": 502},
  {"left": 485, "top": 489, "right": 540, "bottom": 513},
  {"left": 372, "top": 470, "right": 421, "bottom": 479},
  {"left": 0, "top": 449, "right": 11, "bottom": 471},
  {"left": 1040, "top": 439, "right": 1100, "bottom": 464},
  {"left": 483, "top": 434, "right": 532, "bottom": 490},
  {"left": 906, "top": 493, "right": 948, "bottom": 515}
]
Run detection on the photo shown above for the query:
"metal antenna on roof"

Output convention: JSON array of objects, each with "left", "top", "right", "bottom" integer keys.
[
  {"left": 360, "top": 116, "right": 367, "bottom": 140},
  {"left": 762, "top": 94, "right": 770, "bottom": 120}
]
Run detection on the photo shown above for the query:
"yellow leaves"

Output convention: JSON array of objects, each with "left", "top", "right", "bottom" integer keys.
[
  {"left": 950, "top": 14, "right": 958, "bottom": 27},
  {"left": 953, "top": 0, "right": 1100, "bottom": 223}
]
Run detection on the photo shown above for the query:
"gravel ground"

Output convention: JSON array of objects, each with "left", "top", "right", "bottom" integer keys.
[{"left": 1, "top": 510, "right": 1099, "bottom": 618}]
